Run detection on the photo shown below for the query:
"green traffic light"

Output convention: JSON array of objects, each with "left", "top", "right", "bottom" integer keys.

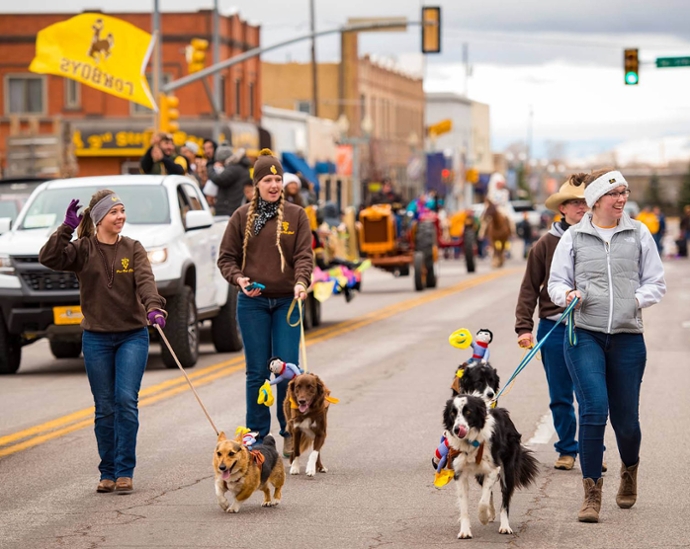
[{"left": 625, "top": 71, "right": 639, "bottom": 85}]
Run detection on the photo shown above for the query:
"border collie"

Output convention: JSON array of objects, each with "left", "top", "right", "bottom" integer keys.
[
  {"left": 443, "top": 395, "right": 539, "bottom": 539},
  {"left": 451, "top": 362, "right": 501, "bottom": 405}
]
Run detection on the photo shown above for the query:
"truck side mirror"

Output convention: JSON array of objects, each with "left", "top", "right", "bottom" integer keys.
[
  {"left": 184, "top": 210, "right": 213, "bottom": 231},
  {"left": 0, "top": 217, "right": 12, "bottom": 235}
]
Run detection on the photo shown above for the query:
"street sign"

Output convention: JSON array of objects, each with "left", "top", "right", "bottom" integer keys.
[{"left": 656, "top": 56, "right": 690, "bottom": 68}]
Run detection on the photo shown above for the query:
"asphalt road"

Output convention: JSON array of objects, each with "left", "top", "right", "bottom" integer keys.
[{"left": 1, "top": 248, "right": 689, "bottom": 549}]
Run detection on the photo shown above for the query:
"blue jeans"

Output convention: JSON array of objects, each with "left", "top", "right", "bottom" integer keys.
[
  {"left": 564, "top": 328, "right": 646, "bottom": 480},
  {"left": 237, "top": 294, "right": 300, "bottom": 441},
  {"left": 82, "top": 327, "right": 149, "bottom": 481},
  {"left": 538, "top": 319, "right": 577, "bottom": 458}
]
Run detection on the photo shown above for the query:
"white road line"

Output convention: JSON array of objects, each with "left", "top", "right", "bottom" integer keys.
[{"left": 527, "top": 412, "right": 556, "bottom": 446}]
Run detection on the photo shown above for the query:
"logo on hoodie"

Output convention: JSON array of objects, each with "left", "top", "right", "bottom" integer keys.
[
  {"left": 280, "top": 221, "right": 295, "bottom": 235},
  {"left": 117, "top": 257, "right": 134, "bottom": 274}
]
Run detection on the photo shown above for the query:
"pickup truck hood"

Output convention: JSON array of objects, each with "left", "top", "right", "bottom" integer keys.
[{"left": 0, "top": 224, "right": 174, "bottom": 256}]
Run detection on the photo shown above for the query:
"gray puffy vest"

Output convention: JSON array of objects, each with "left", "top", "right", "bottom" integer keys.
[{"left": 572, "top": 214, "right": 643, "bottom": 334}]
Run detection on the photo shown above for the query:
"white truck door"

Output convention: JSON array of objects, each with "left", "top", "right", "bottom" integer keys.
[{"left": 177, "top": 182, "right": 216, "bottom": 308}]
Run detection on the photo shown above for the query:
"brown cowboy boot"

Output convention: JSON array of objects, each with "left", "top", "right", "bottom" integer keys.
[
  {"left": 616, "top": 461, "right": 639, "bottom": 509},
  {"left": 578, "top": 478, "right": 603, "bottom": 523}
]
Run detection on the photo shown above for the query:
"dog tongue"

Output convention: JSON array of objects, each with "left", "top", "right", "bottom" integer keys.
[
  {"left": 456, "top": 425, "right": 468, "bottom": 438},
  {"left": 299, "top": 403, "right": 309, "bottom": 413},
  {"left": 222, "top": 470, "right": 230, "bottom": 481}
]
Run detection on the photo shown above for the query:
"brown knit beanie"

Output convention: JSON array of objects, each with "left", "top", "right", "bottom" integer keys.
[{"left": 253, "top": 148, "right": 284, "bottom": 184}]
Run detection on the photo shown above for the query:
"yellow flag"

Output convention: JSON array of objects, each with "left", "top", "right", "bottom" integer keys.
[{"left": 29, "top": 14, "right": 156, "bottom": 110}]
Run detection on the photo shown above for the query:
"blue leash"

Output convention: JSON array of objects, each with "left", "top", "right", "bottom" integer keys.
[{"left": 492, "top": 297, "right": 579, "bottom": 404}]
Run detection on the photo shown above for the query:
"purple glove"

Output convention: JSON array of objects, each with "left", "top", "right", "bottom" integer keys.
[
  {"left": 64, "top": 199, "right": 83, "bottom": 230},
  {"left": 147, "top": 309, "right": 166, "bottom": 329}
]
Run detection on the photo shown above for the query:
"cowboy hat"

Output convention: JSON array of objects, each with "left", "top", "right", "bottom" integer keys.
[{"left": 545, "top": 180, "right": 587, "bottom": 212}]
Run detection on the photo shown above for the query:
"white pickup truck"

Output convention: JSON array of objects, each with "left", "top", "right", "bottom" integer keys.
[{"left": 0, "top": 174, "right": 243, "bottom": 374}]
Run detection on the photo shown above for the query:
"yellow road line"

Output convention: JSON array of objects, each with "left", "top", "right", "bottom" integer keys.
[{"left": 0, "top": 268, "right": 519, "bottom": 458}]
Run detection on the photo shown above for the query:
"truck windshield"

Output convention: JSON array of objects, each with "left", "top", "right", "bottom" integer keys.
[{"left": 18, "top": 186, "right": 171, "bottom": 229}]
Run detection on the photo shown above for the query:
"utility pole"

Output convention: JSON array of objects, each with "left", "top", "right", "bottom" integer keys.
[
  {"left": 212, "top": 0, "right": 221, "bottom": 141},
  {"left": 527, "top": 105, "right": 533, "bottom": 167},
  {"left": 463, "top": 43, "right": 469, "bottom": 96},
  {"left": 152, "top": 0, "right": 161, "bottom": 130},
  {"left": 310, "top": 0, "right": 318, "bottom": 117}
]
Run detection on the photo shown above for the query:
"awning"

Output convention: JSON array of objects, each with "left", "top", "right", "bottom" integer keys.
[
  {"left": 315, "top": 161, "right": 336, "bottom": 174},
  {"left": 282, "top": 152, "right": 320, "bottom": 189}
]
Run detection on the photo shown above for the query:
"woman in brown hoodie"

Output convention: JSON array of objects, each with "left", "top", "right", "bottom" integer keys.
[
  {"left": 39, "top": 189, "right": 166, "bottom": 495},
  {"left": 217, "top": 150, "right": 313, "bottom": 457},
  {"left": 514, "top": 178, "right": 589, "bottom": 472}
]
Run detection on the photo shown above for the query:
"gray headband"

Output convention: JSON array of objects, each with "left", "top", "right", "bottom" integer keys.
[{"left": 90, "top": 193, "right": 124, "bottom": 226}]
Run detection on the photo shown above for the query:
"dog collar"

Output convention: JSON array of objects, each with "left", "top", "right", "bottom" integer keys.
[{"left": 469, "top": 440, "right": 480, "bottom": 448}]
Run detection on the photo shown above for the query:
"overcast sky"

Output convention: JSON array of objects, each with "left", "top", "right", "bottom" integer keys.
[{"left": 8, "top": 0, "right": 690, "bottom": 159}]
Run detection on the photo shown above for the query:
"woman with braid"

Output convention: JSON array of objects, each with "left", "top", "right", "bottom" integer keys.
[
  {"left": 217, "top": 149, "right": 313, "bottom": 456},
  {"left": 39, "top": 189, "right": 167, "bottom": 494}
]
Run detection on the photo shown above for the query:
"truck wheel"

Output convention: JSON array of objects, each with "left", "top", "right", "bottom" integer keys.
[
  {"left": 309, "top": 293, "right": 322, "bottom": 327},
  {"left": 464, "top": 228, "right": 476, "bottom": 273},
  {"left": 161, "top": 285, "right": 199, "bottom": 369},
  {"left": 0, "top": 316, "right": 21, "bottom": 374},
  {"left": 49, "top": 340, "right": 82, "bottom": 359},
  {"left": 413, "top": 251, "right": 426, "bottom": 292},
  {"left": 211, "top": 286, "right": 243, "bottom": 353}
]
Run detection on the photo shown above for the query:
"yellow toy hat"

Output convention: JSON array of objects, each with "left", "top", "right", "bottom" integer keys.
[{"left": 449, "top": 328, "right": 473, "bottom": 349}]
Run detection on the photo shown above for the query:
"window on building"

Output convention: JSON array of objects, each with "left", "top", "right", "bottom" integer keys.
[
  {"left": 65, "top": 79, "right": 80, "bottom": 110},
  {"left": 234, "top": 78, "right": 241, "bottom": 116},
  {"left": 360, "top": 94, "right": 366, "bottom": 122},
  {"left": 296, "top": 100, "right": 312, "bottom": 115},
  {"left": 248, "top": 82, "right": 255, "bottom": 119},
  {"left": 6, "top": 76, "right": 44, "bottom": 114},
  {"left": 132, "top": 74, "right": 170, "bottom": 115}
]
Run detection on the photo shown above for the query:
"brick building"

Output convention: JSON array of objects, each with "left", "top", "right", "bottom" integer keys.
[
  {"left": 0, "top": 10, "right": 262, "bottom": 177},
  {"left": 262, "top": 49, "right": 425, "bottom": 200}
]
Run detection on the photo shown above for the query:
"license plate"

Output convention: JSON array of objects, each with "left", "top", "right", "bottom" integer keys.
[{"left": 53, "top": 306, "right": 83, "bottom": 325}]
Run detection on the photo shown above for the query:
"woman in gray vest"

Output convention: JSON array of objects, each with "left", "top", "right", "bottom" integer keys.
[{"left": 548, "top": 169, "right": 665, "bottom": 524}]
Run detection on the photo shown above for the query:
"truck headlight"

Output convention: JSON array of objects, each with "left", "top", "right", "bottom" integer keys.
[
  {"left": 0, "top": 254, "right": 15, "bottom": 275},
  {"left": 147, "top": 248, "right": 168, "bottom": 265}
]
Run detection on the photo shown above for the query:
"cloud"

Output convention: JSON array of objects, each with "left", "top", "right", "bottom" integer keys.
[{"left": 425, "top": 59, "right": 690, "bottom": 155}]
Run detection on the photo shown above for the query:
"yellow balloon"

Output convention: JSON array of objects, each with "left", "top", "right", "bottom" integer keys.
[{"left": 449, "top": 328, "right": 473, "bottom": 349}]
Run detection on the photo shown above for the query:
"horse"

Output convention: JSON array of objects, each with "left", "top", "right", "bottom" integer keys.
[{"left": 480, "top": 200, "right": 512, "bottom": 268}]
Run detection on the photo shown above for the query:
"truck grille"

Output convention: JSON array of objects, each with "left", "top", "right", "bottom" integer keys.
[{"left": 20, "top": 271, "right": 79, "bottom": 291}]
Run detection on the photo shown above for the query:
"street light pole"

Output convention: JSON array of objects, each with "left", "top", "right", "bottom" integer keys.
[
  {"left": 310, "top": 0, "right": 318, "bottom": 117},
  {"left": 152, "top": 0, "right": 161, "bottom": 130},
  {"left": 212, "top": 0, "right": 221, "bottom": 141}
]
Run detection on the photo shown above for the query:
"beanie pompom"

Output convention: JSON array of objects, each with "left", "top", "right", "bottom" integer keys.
[{"left": 259, "top": 148, "right": 274, "bottom": 156}]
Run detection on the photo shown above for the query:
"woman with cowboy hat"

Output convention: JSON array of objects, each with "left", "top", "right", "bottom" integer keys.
[
  {"left": 514, "top": 176, "right": 590, "bottom": 471},
  {"left": 216, "top": 149, "right": 313, "bottom": 457}
]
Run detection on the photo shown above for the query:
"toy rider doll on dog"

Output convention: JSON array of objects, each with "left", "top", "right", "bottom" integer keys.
[
  {"left": 467, "top": 329, "right": 493, "bottom": 365},
  {"left": 258, "top": 357, "right": 303, "bottom": 406}
]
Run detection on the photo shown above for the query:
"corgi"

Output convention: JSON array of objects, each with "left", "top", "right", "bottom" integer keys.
[{"left": 213, "top": 432, "right": 285, "bottom": 513}]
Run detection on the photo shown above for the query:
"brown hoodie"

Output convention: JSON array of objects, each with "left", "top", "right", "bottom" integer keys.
[
  {"left": 39, "top": 224, "right": 165, "bottom": 332},
  {"left": 217, "top": 201, "right": 313, "bottom": 298},
  {"left": 514, "top": 224, "right": 566, "bottom": 335}
]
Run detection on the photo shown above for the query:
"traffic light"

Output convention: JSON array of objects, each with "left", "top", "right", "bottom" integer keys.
[
  {"left": 186, "top": 38, "right": 209, "bottom": 74},
  {"left": 158, "top": 93, "right": 180, "bottom": 133},
  {"left": 421, "top": 6, "right": 441, "bottom": 54},
  {"left": 624, "top": 48, "right": 639, "bottom": 85}
]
